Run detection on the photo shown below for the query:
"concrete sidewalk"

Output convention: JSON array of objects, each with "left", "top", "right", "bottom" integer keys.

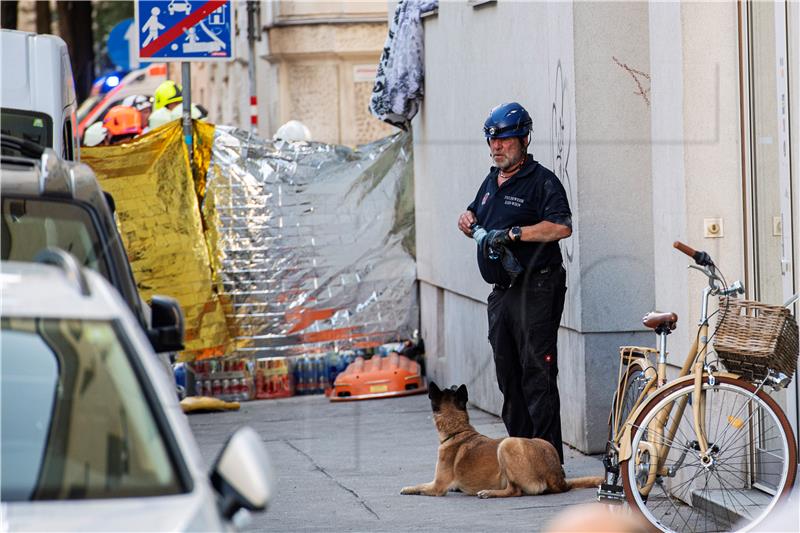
[{"left": 188, "top": 392, "right": 605, "bottom": 532}]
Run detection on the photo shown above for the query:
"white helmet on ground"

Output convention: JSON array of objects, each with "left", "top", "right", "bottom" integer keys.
[{"left": 273, "top": 120, "right": 312, "bottom": 142}]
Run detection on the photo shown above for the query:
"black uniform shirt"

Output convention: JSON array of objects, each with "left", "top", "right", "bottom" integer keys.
[{"left": 467, "top": 155, "right": 572, "bottom": 286}]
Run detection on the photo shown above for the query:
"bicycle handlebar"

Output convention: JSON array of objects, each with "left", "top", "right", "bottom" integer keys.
[
  {"left": 673, "top": 241, "right": 697, "bottom": 257},
  {"left": 673, "top": 241, "right": 714, "bottom": 267}
]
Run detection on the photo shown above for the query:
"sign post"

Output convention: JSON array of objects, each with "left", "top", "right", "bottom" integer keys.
[
  {"left": 182, "top": 62, "right": 192, "bottom": 161},
  {"left": 135, "top": 0, "right": 234, "bottom": 160}
]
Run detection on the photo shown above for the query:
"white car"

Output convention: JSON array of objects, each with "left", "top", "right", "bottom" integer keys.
[
  {"left": 168, "top": 0, "right": 191, "bottom": 16},
  {"left": 0, "top": 251, "right": 274, "bottom": 531}
]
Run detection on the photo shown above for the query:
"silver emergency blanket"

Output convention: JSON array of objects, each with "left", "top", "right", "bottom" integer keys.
[
  {"left": 204, "top": 127, "right": 417, "bottom": 358},
  {"left": 369, "top": 0, "right": 438, "bottom": 129}
]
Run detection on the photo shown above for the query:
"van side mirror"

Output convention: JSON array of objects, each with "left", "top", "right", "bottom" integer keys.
[
  {"left": 211, "top": 426, "right": 274, "bottom": 519},
  {"left": 147, "top": 295, "right": 184, "bottom": 352}
]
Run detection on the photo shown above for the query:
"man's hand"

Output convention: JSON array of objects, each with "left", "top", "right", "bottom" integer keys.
[
  {"left": 486, "top": 228, "right": 512, "bottom": 249},
  {"left": 458, "top": 211, "right": 477, "bottom": 237}
]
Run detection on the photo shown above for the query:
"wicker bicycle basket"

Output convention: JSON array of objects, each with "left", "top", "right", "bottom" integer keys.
[{"left": 713, "top": 297, "right": 799, "bottom": 384}]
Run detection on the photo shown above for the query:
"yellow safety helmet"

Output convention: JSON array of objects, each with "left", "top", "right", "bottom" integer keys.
[{"left": 153, "top": 80, "right": 183, "bottom": 110}]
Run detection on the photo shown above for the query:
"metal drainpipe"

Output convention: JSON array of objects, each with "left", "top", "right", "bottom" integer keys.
[{"left": 247, "top": 0, "right": 261, "bottom": 133}]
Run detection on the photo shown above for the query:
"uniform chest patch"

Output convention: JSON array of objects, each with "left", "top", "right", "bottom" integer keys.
[
  {"left": 481, "top": 192, "right": 490, "bottom": 206},
  {"left": 504, "top": 195, "right": 525, "bottom": 207}
]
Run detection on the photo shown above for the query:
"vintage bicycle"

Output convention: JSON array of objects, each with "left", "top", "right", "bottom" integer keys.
[{"left": 598, "top": 241, "right": 798, "bottom": 532}]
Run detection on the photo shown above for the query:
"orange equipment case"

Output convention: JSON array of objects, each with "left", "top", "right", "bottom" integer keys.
[{"left": 330, "top": 352, "right": 426, "bottom": 401}]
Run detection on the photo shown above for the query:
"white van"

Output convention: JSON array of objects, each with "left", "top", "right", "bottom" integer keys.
[{"left": 0, "top": 29, "right": 80, "bottom": 161}]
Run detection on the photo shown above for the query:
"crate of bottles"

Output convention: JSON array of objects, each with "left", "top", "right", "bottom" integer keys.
[
  {"left": 193, "top": 358, "right": 254, "bottom": 402},
  {"left": 255, "top": 357, "right": 294, "bottom": 399}
]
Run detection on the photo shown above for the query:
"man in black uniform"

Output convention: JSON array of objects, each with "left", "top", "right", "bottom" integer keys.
[{"left": 457, "top": 102, "right": 572, "bottom": 463}]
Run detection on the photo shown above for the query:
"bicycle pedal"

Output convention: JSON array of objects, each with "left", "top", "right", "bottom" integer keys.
[{"left": 596, "top": 483, "right": 625, "bottom": 502}]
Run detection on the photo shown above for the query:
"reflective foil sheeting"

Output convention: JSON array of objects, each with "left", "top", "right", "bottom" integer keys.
[
  {"left": 205, "top": 127, "right": 418, "bottom": 358},
  {"left": 82, "top": 121, "right": 231, "bottom": 361}
]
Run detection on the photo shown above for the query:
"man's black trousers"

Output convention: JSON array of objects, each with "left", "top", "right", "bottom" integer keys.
[{"left": 487, "top": 265, "right": 566, "bottom": 463}]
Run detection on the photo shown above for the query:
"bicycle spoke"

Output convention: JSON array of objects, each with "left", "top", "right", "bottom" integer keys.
[
  {"left": 711, "top": 468, "right": 763, "bottom": 518},
  {"left": 711, "top": 462, "right": 747, "bottom": 484},
  {"left": 632, "top": 421, "right": 695, "bottom": 452},
  {"left": 654, "top": 476, "right": 693, "bottom": 532},
  {"left": 714, "top": 471, "right": 740, "bottom": 530},
  {"left": 715, "top": 396, "right": 763, "bottom": 452},
  {"left": 700, "top": 469, "right": 712, "bottom": 533},
  {"left": 655, "top": 468, "right": 702, "bottom": 499}
]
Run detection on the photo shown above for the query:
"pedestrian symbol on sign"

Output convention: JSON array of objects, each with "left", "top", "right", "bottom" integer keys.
[{"left": 141, "top": 7, "right": 165, "bottom": 47}]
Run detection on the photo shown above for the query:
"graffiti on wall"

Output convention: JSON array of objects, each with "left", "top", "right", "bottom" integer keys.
[
  {"left": 612, "top": 56, "right": 651, "bottom": 106},
  {"left": 551, "top": 60, "right": 575, "bottom": 267},
  {"left": 550, "top": 60, "right": 579, "bottom": 329}
]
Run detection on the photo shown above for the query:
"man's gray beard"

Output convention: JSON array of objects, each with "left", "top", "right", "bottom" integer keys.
[{"left": 495, "top": 153, "right": 523, "bottom": 171}]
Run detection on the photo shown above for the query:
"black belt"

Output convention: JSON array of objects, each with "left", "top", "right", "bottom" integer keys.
[{"left": 493, "top": 264, "right": 561, "bottom": 291}]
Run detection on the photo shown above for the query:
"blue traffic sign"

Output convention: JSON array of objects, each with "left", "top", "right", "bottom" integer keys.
[
  {"left": 107, "top": 18, "right": 138, "bottom": 70},
  {"left": 135, "top": 0, "right": 233, "bottom": 62}
]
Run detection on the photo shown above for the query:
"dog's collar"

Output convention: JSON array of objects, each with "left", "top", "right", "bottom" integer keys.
[{"left": 440, "top": 430, "right": 465, "bottom": 444}]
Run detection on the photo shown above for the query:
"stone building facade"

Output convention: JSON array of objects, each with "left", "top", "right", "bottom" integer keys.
[{"left": 173, "top": 1, "right": 396, "bottom": 145}]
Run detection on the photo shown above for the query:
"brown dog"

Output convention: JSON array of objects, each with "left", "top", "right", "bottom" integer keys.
[{"left": 400, "top": 383, "right": 603, "bottom": 498}]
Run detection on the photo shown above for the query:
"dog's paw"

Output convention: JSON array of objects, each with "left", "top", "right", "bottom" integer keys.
[
  {"left": 400, "top": 486, "right": 417, "bottom": 495},
  {"left": 477, "top": 490, "right": 491, "bottom": 499}
]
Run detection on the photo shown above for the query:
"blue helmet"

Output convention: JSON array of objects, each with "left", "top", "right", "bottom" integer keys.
[{"left": 483, "top": 102, "right": 533, "bottom": 141}]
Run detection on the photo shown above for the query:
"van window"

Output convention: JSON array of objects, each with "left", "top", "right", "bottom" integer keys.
[{"left": 0, "top": 108, "right": 53, "bottom": 148}]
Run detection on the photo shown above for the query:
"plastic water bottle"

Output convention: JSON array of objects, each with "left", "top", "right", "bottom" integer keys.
[
  {"left": 291, "top": 358, "right": 301, "bottom": 395},
  {"left": 471, "top": 223, "right": 500, "bottom": 260},
  {"left": 174, "top": 363, "right": 186, "bottom": 398},
  {"left": 308, "top": 356, "right": 318, "bottom": 395},
  {"left": 317, "top": 356, "right": 327, "bottom": 393},
  {"left": 300, "top": 356, "right": 311, "bottom": 395}
]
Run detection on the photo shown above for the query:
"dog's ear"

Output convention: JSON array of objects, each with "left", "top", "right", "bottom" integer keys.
[
  {"left": 455, "top": 384, "right": 468, "bottom": 409},
  {"left": 428, "top": 381, "right": 441, "bottom": 400},
  {"left": 428, "top": 382, "right": 443, "bottom": 411}
]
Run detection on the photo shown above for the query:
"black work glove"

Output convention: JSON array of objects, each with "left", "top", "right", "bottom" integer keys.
[
  {"left": 486, "top": 229, "right": 512, "bottom": 249},
  {"left": 500, "top": 248, "right": 524, "bottom": 286},
  {"left": 482, "top": 229, "right": 510, "bottom": 260}
]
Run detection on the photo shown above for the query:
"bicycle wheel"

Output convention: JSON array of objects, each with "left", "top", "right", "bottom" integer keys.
[
  {"left": 609, "top": 360, "right": 652, "bottom": 445},
  {"left": 620, "top": 376, "right": 796, "bottom": 532}
]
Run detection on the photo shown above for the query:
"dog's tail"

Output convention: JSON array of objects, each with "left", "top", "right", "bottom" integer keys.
[{"left": 565, "top": 476, "right": 604, "bottom": 489}]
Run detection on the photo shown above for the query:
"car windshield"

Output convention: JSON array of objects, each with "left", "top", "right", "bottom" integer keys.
[
  {"left": 1, "top": 108, "right": 53, "bottom": 147},
  {"left": 1, "top": 197, "right": 111, "bottom": 280},
  {"left": 0, "top": 317, "right": 185, "bottom": 501}
]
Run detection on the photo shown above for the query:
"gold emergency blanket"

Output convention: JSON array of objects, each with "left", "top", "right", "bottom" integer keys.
[{"left": 82, "top": 121, "right": 229, "bottom": 361}]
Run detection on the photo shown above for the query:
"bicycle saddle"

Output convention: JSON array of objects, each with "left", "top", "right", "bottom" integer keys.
[{"left": 642, "top": 311, "right": 678, "bottom": 331}]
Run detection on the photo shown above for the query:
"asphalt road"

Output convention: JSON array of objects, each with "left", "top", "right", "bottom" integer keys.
[{"left": 187, "top": 392, "right": 606, "bottom": 532}]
